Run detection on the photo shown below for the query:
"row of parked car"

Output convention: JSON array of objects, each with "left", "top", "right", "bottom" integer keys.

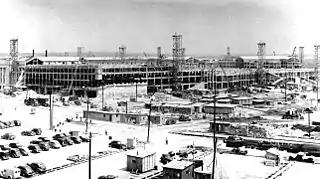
[
  {"left": 0, "top": 120, "right": 21, "bottom": 129},
  {"left": 21, "top": 128, "right": 42, "bottom": 136},
  {"left": 0, "top": 131, "right": 90, "bottom": 160},
  {"left": 0, "top": 128, "right": 42, "bottom": 141},
  {"left": 27, "top": 133, "right": 89, "bottom": 153},
  {"left": 2, "top": 162, "right": 46, "bottom": 179}
]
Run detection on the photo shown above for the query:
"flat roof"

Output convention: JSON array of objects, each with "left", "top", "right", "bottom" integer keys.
[
  {"left": 217, "top": 99, "right": 232, "bottom": 102},
  {"left": 252, "top": 99, "right": 265, "bottom": 102},
  {"left": 232, "top": 97, "right": 253, "bottom": 100},
  {"left": 127, "top": 150, "right": 156, "bottom": 158},
  {"left": 204, "top": 103, "right": 237, "bottom": 108},
  {"left": 85, "top": 110, "right": 161, "bottom": 117},
  {"left": 165, "top": 101, "right": 192, "bottom": 105},
  {"left": 163, "top": 160, "right": 193, "bottom": 170},
  {"left": 192, "top": 102, "right": 206, "bottom": 107},
  {"left": 240, "top": 55, "right": 291, "bottom": 60},
  {"left": 210, "top": 121, "right": 231, "bottom": 124}
]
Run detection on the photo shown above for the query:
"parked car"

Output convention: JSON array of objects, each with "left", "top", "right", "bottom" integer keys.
[
  {"left": 3, "top": 121, "right": 15, "bottom": 128},
  {"left": 52, "top": 133, "right": 68, "bottom": 139},
  {"left": 9, "top": 148, "right": 22, "bottom": 158},
  {"left": 48, "top": 140, "right": 61, "bottom": 149},
  {"left": 98, "top": 175, "right": 119, "bottom": 179},
  {"left": 160, "top": 153, "right": 173, "bottom": 164},
  {"left": 178, "top": 115, "right": 192, "bottom": 121},
  {"left": 0, "top": 151, "right": 10, "bottom": 160},
  {"left": 30, "top": 140, "right": 42, "bottom": 145},
  {"left": 53, "top": 138, "right": 67, "bottom": 147},
  {"left": 13, "top": 120, "right": 21, "bottom": 126},
  {"left": 31, "top": 128, "right": 42, "bottom": 135},
  {"left": 18, "top": 147, "right": 30, "bottom": 156},
  {"left": 79, "top": 136, "right": 90, "bottom": 142},
  {"left": 109, "top": 141, "right": 126, "bottom": 150},
  {"left": 2, "top": 168, "right": 21, "bottom": 179},
  {"left": 0, "top": 121, "right": 9, "bottom": 128},
  {"left": 21, "top": 131, "right": 36, "bottom": 136},
  {"left": 18, "top": 165, "right": 34, "bottom": 177},
  {"left": 27, "top": 162, "right": 46, "bottom": 174},
  {"left": 9, "top": 143, "right": 23, "bottom": 148},
  {"left": 38, "top": 137, "right": 50, "bottom": 142},
  {"left": 1, "top": 133, "right": 15, "bottom": 140},
  {"left": 38, "top": 142, "right": 50, "bottom": 151},
  {"left": 64, "top": 137, "right": 74, "bottom": 145},
  {"left": 70, "top": 136, "right": 82, "bottom": 144},
  {"left": 0, "top": 144, "right": 11, "bottom": 151},
  {"left": 28, "top": 144, "right": 41, "bottom": 153},
  {"left": 0, "top": 123, "right": 6, "bottom": 129}
]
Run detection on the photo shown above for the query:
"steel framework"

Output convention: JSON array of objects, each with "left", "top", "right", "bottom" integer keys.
[
  {"left": 119, "top": 45, "right": 126, "bottom": 60},
  {"left": 315, "top": 45, "right": 320, "bottom": 106},
  {"left": 256, "top": 41, "right": 266, "bottom": 85},
  {"left": 77, "top": 46, "right": 84, "bottom": 58},
  {"left": 9, "top": 38, "right": 18, "bottom": 87},
  {"left": 299, "top": 47, "right": 304, "bottom": 64},
  {"left": 172, "top": 33, "right": 184, "bottom": 91}
]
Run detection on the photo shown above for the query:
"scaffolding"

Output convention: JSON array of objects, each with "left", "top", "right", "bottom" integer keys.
[
  {"left": 172, "top": 33, "right": 184, "bottom": 91},
  {"left": 9, "top": 38, "right": 18, "bottom": 88},
  {"left": 315, "top": 45, "right": 320, "bottom": 106},
  {"left": 256, "top": 41, "right": 267, "bottom": 85},
  {"left": 77, "top": 47, "right": 84, "bottom": 58}
]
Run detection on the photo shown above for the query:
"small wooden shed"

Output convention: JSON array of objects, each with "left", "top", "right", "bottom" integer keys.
[
  {"left": 162, "top": 160, "right": 194, "bottom": 179},
  {"left": 126, "top": 150, "right": 156, "bottom": 173}
]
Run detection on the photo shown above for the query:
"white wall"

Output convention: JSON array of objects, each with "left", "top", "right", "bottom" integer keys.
[{"left": 96, "top": 83, "right": 148, "bottom": 99}]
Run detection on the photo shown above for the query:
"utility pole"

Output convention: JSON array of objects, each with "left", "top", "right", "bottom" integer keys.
[
  {"left": 147, "top": 99, "right": 152, "bottom": 143},
  {"left": 88, "top": 132, "right": 92, "bottom": 179},
  {"left": 305, "top": 108, "right": 313, "bottom": 137},
  {"left": 315, "top": 45, "right": 320, "bottom": 107},
  {"left": 136, "top": 82, "right": 138, "bottom": 102},
  {"left": 285, "top": 68, "right": 287, "bottom": 104},
  {"left": 192, "top": 141, "right": 195, "bottom": 178},
  {"left": 134, "top": 78, "right": 140, "bottom": 102},
  {"left": 212, "top": 69, "right": 217, "bottom": 179},
  {"left": 85, "top": 87, "right": 89, "bottom": 134},
  {"left": 102, "top": 84, "right": 104, "bottom": 109},
  {"left": 49, "top": 93, "right": 54, "bottom": 130},
  {"left": 147, "top": 95, "right": 155, "bottom": 143}
]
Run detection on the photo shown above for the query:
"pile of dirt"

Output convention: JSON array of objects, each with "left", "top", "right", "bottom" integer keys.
[{"left": 291, "top": 124, "right": 320, "bottom": 132}]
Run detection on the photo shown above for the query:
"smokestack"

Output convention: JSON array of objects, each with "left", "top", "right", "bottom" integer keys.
[
  {"left": 45, "top": 50, "right": 48, "bottom": 57},
  {"left": 32, "top": 49, "right": 34, "bottom": 57},
  {"left": 227, "top": 46, "right": 230, "bottom": 56},
  {"left": 299, "top": 47, "right": 304, "bottom": 64},
  {"left": 157, "top": 47, "right": 161, "bottom": 59}
]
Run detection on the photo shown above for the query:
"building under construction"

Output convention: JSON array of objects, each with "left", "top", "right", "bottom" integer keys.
[{"left": 0, "top": 35, "right": 317, "bottom": 97}]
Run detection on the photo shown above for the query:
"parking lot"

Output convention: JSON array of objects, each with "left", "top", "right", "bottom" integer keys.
[{"left": 1, "top": 94, "right": 319, "bottom": 179}]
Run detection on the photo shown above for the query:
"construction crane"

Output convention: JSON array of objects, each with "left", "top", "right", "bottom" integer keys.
[
  {"left": 67, "top": 65, "right": 81, "bottom": 95},
  {"left": 143, "top": 52, "right": 148, "bottom": 58},
  {"left": 314, "top": 45, "right": 320, "bottom": 106},
  {"left": 283, "top": 47, "right": 297, "bottom": 103},
  {"left": 217, "top": 61, "right": 234, "bottom": 92}
]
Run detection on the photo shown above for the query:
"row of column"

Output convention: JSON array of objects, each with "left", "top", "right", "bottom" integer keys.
[{"left": 0, "top": 67, "right": 8, "bottom": 88}]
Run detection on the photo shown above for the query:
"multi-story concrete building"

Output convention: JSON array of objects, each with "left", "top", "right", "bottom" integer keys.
[
  {"left": 19, "top": 54, "right": 315, "bottom": 98},
  {"left": 0, "top": 57, "right": 27, "bottom": 90}
]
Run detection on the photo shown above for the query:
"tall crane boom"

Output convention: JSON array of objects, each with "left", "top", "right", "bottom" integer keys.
[
  {"left": 292, "top": 47, "right": 296, "bottom": 57},
  {"left": 67, "top": 64, "right": 80, "bottom": 94}
]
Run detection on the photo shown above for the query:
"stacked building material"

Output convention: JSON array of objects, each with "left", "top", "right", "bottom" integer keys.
[
  {"left": 224, "top": 123, "right": 276, "bottom": 138},
  {"left": 224, "top": 123, "right": 248, "bottom": 136}
]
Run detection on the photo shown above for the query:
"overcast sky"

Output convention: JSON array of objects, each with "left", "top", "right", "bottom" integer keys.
[{"left": 0, "top": 0, "right": 319, "bottom": 56}]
